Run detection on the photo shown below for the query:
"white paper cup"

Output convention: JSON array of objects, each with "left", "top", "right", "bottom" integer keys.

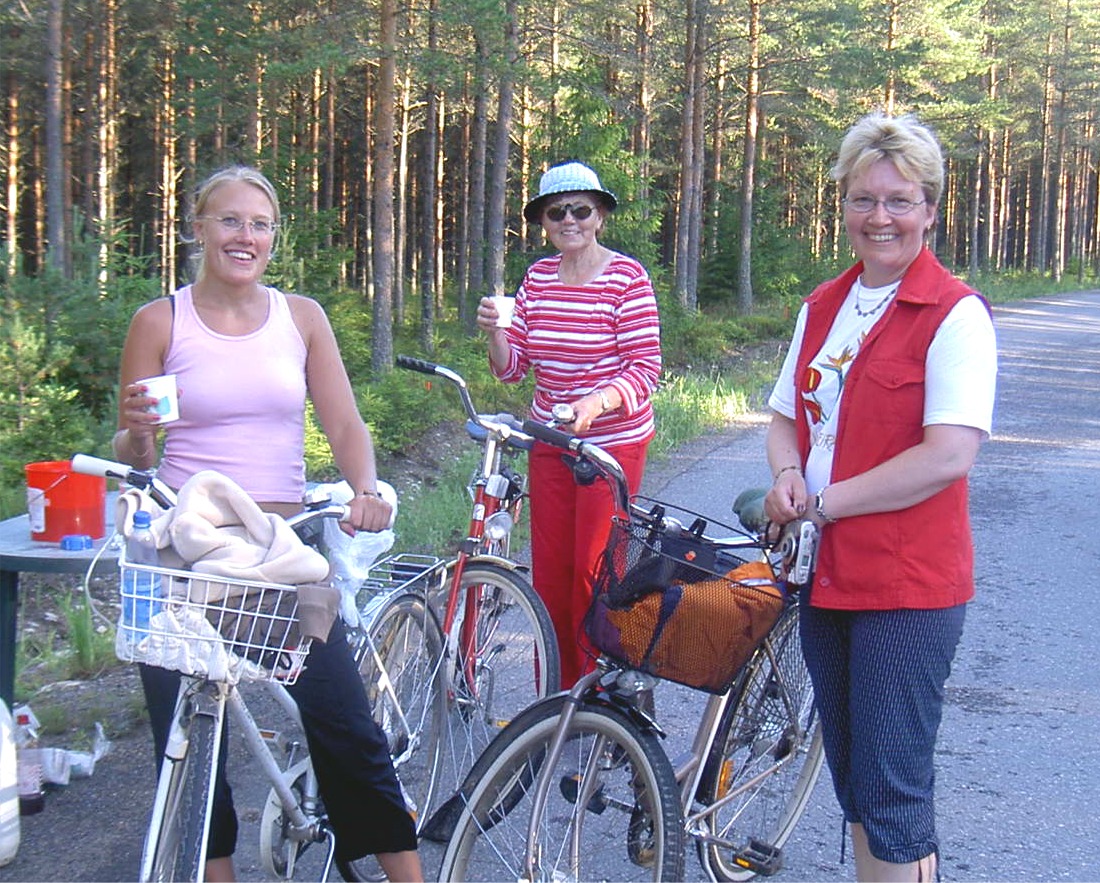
[
  {"left": 491, "top": 295, "right": 516, "bottom": 328},
  {"left": 138, "top": 373, "right": 179, "bottom": 424}
]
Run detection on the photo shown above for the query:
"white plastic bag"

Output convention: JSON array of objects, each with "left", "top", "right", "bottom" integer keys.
[{"left": 316, "top": 480, "right": 397, "bottom": 627}]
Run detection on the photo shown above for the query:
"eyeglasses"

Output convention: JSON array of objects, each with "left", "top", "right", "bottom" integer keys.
[
  {"left": 544, "top": 203, "right": 595, "bottom": 222},
  {"left": 842, "top": 196, "right": 926, "bottom": 216},
  {"left": 199, "top": 215, "right": 278, "bottom": 235}
]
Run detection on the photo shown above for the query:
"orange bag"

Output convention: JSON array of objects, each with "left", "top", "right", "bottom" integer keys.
[{"left": 586, "top": 560, "right": 784, "bottom": 694}]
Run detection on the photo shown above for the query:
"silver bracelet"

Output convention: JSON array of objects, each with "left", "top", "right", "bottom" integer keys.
[{"left": 597, "top": 389, "right": 612, "bottom": 412}]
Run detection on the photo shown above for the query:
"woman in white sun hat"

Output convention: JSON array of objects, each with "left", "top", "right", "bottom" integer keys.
[{"left": 476, "top": 160, "right": 662, "bottom": 687}]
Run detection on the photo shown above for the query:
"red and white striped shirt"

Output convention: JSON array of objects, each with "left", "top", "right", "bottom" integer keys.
[{"left": 492, "top": 252, "right": 662, "bottom": 448}]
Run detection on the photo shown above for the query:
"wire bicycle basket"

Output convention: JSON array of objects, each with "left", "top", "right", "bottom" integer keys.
[
  {"left": 585, "top": 498, "right": 786, "bottom": 694},
  {"left": 115, "top": 553, "right": 323, "bottom": 686}
]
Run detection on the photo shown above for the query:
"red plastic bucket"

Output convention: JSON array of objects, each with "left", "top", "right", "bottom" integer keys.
[{"left": 24, "top": 461, "right": 106, "bottom": 542}]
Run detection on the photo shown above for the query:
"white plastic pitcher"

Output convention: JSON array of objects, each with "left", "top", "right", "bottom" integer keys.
[{"left": 0, "top": 699, "right": 19, "bottom": 866}]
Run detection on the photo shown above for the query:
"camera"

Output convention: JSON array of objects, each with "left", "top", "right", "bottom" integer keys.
[{"left": 781, "top": 520, "right": 819, "bottom": 587}]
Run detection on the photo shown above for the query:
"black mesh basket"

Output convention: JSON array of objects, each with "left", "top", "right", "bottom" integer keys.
[{"left": 584, "top": 499, "right": 785, "bottom": 694}]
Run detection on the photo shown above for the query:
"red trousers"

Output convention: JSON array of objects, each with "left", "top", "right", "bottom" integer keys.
[{"left": 528, "top": 439, "right": 649, "bottom": 687}]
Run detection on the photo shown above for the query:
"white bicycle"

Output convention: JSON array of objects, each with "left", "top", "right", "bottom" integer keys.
[{"left": 73, "top": 454, "right": 446, "bottom": 882}]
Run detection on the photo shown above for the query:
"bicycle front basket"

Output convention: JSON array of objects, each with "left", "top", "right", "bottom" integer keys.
[
  {"left": 585, "top": 509, "right": 785, "bottom": 693},
  {"left": 116, "top": 555, "right": 324, "bottom": 685}
]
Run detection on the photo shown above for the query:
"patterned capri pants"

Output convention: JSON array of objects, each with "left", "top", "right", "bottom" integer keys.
[{"left": 799, "top": 596, "right": 966, "bottom": 864}]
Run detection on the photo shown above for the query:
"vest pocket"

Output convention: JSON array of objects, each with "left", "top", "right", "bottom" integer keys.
[{"left": 860, "top": 357, "right": 924, "bottom": 426}]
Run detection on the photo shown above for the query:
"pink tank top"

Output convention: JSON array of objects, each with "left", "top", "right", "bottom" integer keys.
[{"left": 159, "top": 285, "right": 308, "bottom": 502}]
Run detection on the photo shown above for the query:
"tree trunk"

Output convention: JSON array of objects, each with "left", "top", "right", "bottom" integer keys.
[
  {"left": 157, "top": 43, "right": 178, "bottom": 291},
  {"left": 673, "top": 0, "right": 700, "bottom": 308},
  {"left": 487, "top": 0, "right": 518, "bottom": 300},
  {"left": 45, "top": 0, "right": 66, "bottom": 275},
  {"left": 371, "top": 0, "right": 397, "bottom": 374},
  {"left": 95, "top": 0, "right": 118, "bottom": 289},
  {"left": 737, "top": 0, "right": 761, "bottom": 312},
  {"left": 465, "top": 44, "right": 490, "bottom": 330},
  {"left": 634, "top": 0, "right": 653, "bottom": 211},
  {"left": 5, "top": 72, "right": 22, "bottom": 276},
  {"left": 418, "top": 0, "right": 441, "bottom": 352}
]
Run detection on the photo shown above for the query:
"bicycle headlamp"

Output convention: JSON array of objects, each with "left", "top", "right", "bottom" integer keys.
[{"left": 483, "top": 511, "right": 515, "bottom": 541}]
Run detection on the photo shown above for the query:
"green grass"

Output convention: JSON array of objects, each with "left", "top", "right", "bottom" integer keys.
[
  {"left": 967, "top": 269, "right": 1098, "bottom": 305},
  {"left": 59, "top": 593, "right": 116, "bottom": 678}
]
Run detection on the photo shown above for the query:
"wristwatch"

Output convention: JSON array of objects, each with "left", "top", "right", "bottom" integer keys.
[
  {"left": 814, "top": 487, "right": 837, "bottom": 523},
  {"left": 597, "top": 389, "right": 612, "bottom": 413}
]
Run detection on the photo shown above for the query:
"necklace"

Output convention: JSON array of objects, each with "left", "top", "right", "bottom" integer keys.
[{"left": 853, "top": 278, "right": 899, "bottom": 318}]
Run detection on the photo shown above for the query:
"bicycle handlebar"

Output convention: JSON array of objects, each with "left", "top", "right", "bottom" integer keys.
[
  {"left": 397, "top": 354, "right": 538, "bottom": 450},
  {"left": 521, "top": 420, "right": 631, "bottom": 515},
  {"left": 72, "top": 453, "right": 179, "bottom": 510},
  {"left": 70, "top": 455, "right": 352, "bottom": 533}
]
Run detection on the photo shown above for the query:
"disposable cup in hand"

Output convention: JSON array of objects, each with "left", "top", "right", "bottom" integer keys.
[
  {"left": 491, "top": 296, "right": 515, "bottom": 328},
  {"left": 138, "top": 373, "right": 179, "bottom": 424}
]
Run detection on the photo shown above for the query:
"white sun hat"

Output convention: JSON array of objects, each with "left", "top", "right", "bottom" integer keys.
[{"left": 523, "top": 161, "right": 618, "bottom": 223}]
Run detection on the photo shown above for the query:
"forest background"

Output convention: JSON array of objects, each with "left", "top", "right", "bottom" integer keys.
[{"left": 2, "top": 0, "right": 1100, "bottom": 517}]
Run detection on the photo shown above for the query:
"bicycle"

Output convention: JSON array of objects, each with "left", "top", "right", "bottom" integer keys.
[
  {"left": 375, "top": 355, "right": 561, "bottom": 832},
  {"left": 436, "top": 421, "right": 825, "bottom": 882},
  {"left": 72, "top": 454, "right": 444, "bottom": 882}
]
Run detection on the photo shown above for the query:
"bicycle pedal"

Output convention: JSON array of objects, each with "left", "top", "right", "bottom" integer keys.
[
  {"left": 559, "top": 775, "right": 607, "bottom": 814},
  {"left": 733, "top": 838, "right": 783, "bottom": 876}
]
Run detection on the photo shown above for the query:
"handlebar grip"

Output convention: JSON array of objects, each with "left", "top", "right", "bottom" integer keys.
[
  {"left": 396, "top": 354, "right": 440, "bottom": 375},
  {"left": 521, "top": 419, "right": 575, "bottom": 449},
  {"left": 71, "top": 453, "right": 133, "bottom": 480}
]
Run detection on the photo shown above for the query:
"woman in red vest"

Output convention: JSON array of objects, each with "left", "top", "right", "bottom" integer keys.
[{"left": 764, "top": 113, "right": 997, "bottom": 881}]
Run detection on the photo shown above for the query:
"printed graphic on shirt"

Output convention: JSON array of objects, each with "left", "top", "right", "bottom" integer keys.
[{"left": 802, "top": 331, "right": 867, "bottom": 454}]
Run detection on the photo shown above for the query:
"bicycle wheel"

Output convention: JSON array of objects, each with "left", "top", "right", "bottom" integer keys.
[
  {"left": 355, "top": 591, "right": 447, "bottom": 830},
  {"left": 144, "top": 689, "right": 223, "bottom": 883},
  {"left": 439, "top": 693, "right": 685, "bottom": 882},
  {"left": 697, "top": 605, "right": 824, "bottom": 882},
  {"left": 259, "top": 758, "right": 313, "bottom": 880},
  {"left": 434, "top": 563, "right": 561, "bottom": 814}
]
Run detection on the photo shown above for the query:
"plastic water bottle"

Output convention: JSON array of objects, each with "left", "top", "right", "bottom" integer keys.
[{"left": 122, "top": 510, "right": 162, "bottom": 645}]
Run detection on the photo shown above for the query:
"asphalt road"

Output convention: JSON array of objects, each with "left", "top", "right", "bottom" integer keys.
[{"left": 4, "top": 289, "right": 1099, "bottom": 882}]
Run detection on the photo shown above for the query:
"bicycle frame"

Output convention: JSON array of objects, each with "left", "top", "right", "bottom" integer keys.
[
  {"left": 140, "top": 677, "right": 338, "bottom": 882},
  {"left": 502, "top": 420, "right": 822, "bottom": 879},
  {"left": 395, "top": 356, "right": 540, "bottom": 697}
]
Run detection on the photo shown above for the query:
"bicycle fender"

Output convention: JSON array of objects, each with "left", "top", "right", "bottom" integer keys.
[
  {"left": 587, "top": 691, "right": 667, "bottom": 739},
  {"left": 452, "top": 554, "right": 530, "bottom": 576}
]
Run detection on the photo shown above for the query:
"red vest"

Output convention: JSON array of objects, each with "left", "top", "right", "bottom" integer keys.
[{"left": 794, "top": 248, "right": 982, "bottom": 610}]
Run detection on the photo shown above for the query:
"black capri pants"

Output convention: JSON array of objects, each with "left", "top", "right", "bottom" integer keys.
[
  {"left": 140, "top": 617, "right": 417, "bottom": 862},
  {"left": 799, "top": 596, "right": 966, "bottom": 864}
]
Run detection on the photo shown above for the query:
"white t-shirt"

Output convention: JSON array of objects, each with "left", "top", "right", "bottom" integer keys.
[{"left": 768, "top": 280, "right": 997, "bottom": 495}]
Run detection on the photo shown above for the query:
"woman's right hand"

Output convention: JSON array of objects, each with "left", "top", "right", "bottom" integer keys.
[
  {"left": 119, "top": 381, "right": 162, "bottom": 451},
  {"left": 476, "top": 296, "right": 506, "bottom": 333},
  {"left": 764, "top": 470, "right": 807, "bottom": 527}
]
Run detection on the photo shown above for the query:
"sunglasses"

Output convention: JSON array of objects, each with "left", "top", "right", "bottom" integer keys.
[{"left": 544, "top": 203, "right": 595, "bottom": 222}]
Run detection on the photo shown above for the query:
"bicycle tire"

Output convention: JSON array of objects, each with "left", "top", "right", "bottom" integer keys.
[
  {"left": 433, "top": 562, "right": 561, "bottom": 818},
  {"left": 144, "top": 695, "right": 221, "bottom": 882},
  {"left": 339, "top": 592, "right": 447, "bottom": 882},
  {"left": 438, "top": 693, "right": 685, "bottom": 882},
  {"left": 697, "top": 604, "right": 825, "bottom": 882}
]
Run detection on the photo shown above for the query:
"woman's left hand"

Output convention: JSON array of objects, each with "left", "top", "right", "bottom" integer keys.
[
  {"left": 344, "top": 493, "right": 394, "bottom": 535},
  {"left": 560, "top": 393, "right": 606, "bottom": 434}
]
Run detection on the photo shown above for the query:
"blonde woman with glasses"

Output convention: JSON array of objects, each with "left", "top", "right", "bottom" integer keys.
[
  {"left": 764, "top": 113, "right": 997, "bottom": 881},
  {"left": 113, "top": 165, "right": 421, "bottom": 883}
]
